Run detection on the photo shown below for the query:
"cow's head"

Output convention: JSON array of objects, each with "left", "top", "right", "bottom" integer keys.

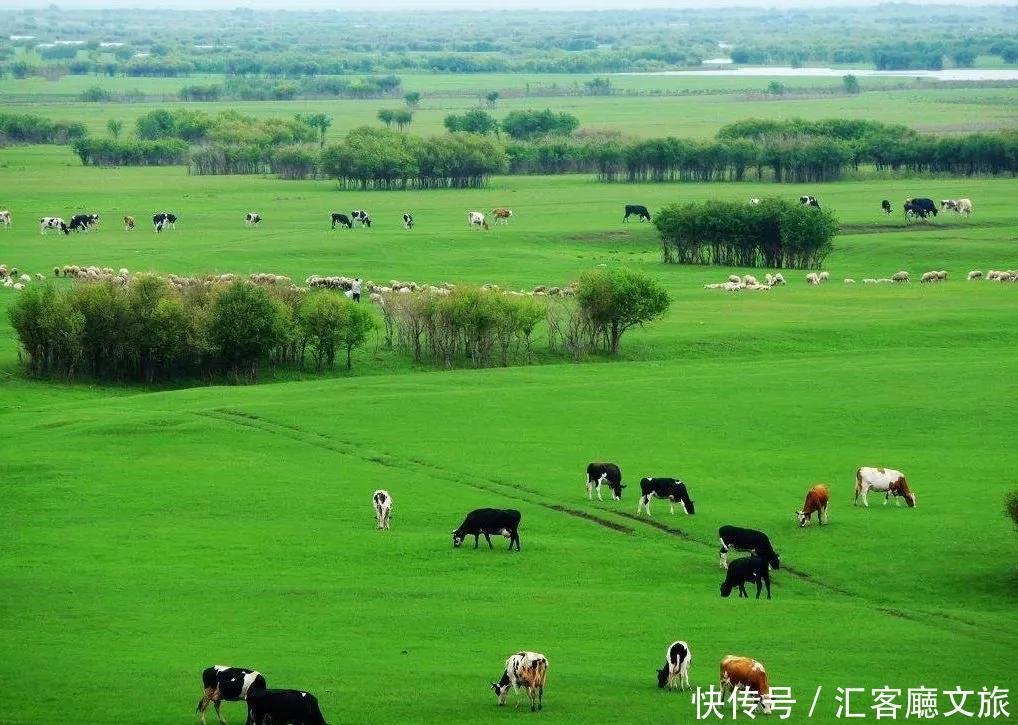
[
  {"left": 768, "top": 551, "right": 781, "bottom": 570},
  {"left": 491, "top": 677, "right": 511, "bottom": 705},
  {"left": 451, "top": 532, "right": 464, "bottom": 548},
  {"left": 719, "top": 580, "right": 735, "bottom": 598},
  {"left": 684, "top": 498, "right": 695, "bottom": 515},
  {"left": 609, "top": 482, "right": 625, "bottom": 500},
  {"left": 796, "top": 510, "right": 808, "bottom": 527},
  {"left": 891, "top": 479, "right": 916, "bottom": 507},
  {"left": 656, "top": 666, "right": 670, "bottom": 688}
]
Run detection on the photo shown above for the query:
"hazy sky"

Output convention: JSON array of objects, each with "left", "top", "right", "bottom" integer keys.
[{"left": 5, "top": 0, "right": 1013, "bottom": 8}]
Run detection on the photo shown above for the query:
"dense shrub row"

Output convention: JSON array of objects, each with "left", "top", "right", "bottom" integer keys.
[
  {"left": 72, "top": 138, "right": 189, "bottom": 167},
  {"left": 0, "top": 113, "right": 87, "bottom": 145}
]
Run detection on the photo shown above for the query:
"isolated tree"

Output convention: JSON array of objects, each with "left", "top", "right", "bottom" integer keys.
[
  {"left": 106, "top": 118, "right": 123, "bottom": 139},
  {"left": 767, "top": 81, "right": 785, "bottom": 96},
  {"left": 296, "top": 112, "right": 332, "bottom": 147},
  {"left": 444, "top": 109, "right": 498, "bottom": 135},
  {"left": 575, "top": 267, "right": 670, "bottom": 356},
  {"left": 584, "top": 77, "right": 613, "bottom": 96},
  {"left": 393, "top": 109, "right": 413, "bottom": 131},
  {"left": 842, "top": 74, "right": 860, "bottom": 94},
  {"left": 485, "top": 90, "right": 500, "bottom": 108},
  {"left": 339, "top": 303, "right": 375, "bottom": 369},
  {"left": 404, "top": 91, "right": 421, "bottom": 109},
  {"left": 377, "top": 108, "right": 396, "bottom": 128}
]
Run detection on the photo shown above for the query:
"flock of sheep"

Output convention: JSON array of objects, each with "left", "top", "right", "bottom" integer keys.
[
  {"left": 705, "top": 267, "right": 1018, "bottom": 291},
  {"left": 704, "top": 273, "right": 787, "bottom": 291},
  {"left": 0, "top": 264, "right": 41, "bottom": 290}
]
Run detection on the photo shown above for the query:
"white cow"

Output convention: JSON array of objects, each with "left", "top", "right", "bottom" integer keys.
[
  {"left": 0, "top": 210, "right": 11, "bottom": 229},
  {"left": 468, "top": 211, "right": 489, "bottom": 230},
  {"left": 372, "top": 489, "right": 392, "bottom": 530},
  {"left": 854, "top": 466, "right": 916, "bottom": 508},
  {"left": 39, "top": 217, "right": 69, "bottom": 235}
]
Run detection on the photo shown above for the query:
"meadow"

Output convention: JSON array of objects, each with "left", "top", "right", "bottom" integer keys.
[{"left": 1, "top": 78, "right": 1018, "bottom": 724}]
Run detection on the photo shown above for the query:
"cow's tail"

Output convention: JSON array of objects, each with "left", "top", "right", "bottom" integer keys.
[{"left": 854, "top": 468, "right": 863, "bottom": 503}]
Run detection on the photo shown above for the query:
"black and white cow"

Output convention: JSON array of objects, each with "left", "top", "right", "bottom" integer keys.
[
  {"left": 718, "top": 525, "right": 780, "bottom": 570},
  {"left": 351, "top": 210, "right": 371, "bottom": 227},
  {"left": 0, "top": 210, "right": 11, "bottom": 229},
  {"left": 881, "top": 199, "right": 892, "bottom": 214},
  {"left": 330, "top": 213, "right": 353, "bottom": 229},
  {"left": 452, "top": 508, "right": 521, "bottom": 550},
  {"left": 68, "top": 213, "right": 98, "bottom": 233},
  {"left": 657, "top": 640, "right": 692, "bottom": 690},
  {"left": 799, "top": 195, "right": 820, "bottom": 208},
  {"left": 403, "top": 213, "right": 414, "bottom": 230},
  {"left": 623, "top": 204, "right": 651, "bottom": 222},
  {"left": 196, "top": 665, "right": 266, "bottom": 725},
  {"left": 39, "top": 217, "right": 70, "bottom": 235},
  {"left": 245, "top": 688, "right": 328, "bottom": 725},
  {"left": 636, "top": 477, "right": 695, "bottom": 516},
  {"left": 585, "top": 462, "right": 624, "bottom": 501},
  {"left": 720, "top": 555, "right": 772, "bottom": 599},
  {"left": 904, "top": 197, "right": 937, "bottom": 221},
  {"left": 153, "top": 212, "right": 177, "bottom": 232},
  {"left": 373, "top": 489, "right": 392, "bottom": 530},
  {"left": 245, "top": 212, "right": 262, "bottom": 226}
]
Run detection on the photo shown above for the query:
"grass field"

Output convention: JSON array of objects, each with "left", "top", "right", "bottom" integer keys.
[{"left": 1, "top": 101, "right": 1018, "bottom": 724}]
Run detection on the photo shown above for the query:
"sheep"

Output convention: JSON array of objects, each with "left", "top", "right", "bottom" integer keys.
[
  {"left": 13, "top": 282, "right": 24, "bottom": 290},
  {"left": 723, "top": 281, "right": 743, "bottom": 292},
  {"left": 937, "top": 271, "right": 947, "bottom": 281},
  {"left": 968, "top": 270, "right": 982, "bottom": 280},
  {"left": 19, "top": 274, "right": 31, "bottom": 284},
  {"left": 891, "top": 271, "right": 910, "bottom": 283},
  {"left": 920, "top": 271, "right": 938, "bottom": 284},
  {"left": 806, "top": 272, "right": 820, "bottom": 286},
  {"left": 705, "top": 283, "right": 726, "bottom": 290},
  {"left": 818, "top": 271, "right": 830, "bottom": 283},
  {"left": 53, "top": 266, "right": 60, "bottom": 277},
  {"left": 742, "top": 275, "right": 758, "bottom": 286},
  {"left": 726, "top": 274, "right": 741, "bottom": 284},
  {"left": 771, "top": 273, "right": 786, "bottom": 286},
  {"left": 763, "top": 273, "right": 774, "bottom": 286},
  {"left": 844, "top": 278, "right": 855, "bottom": 284},
  {"left": 118, "top": 268, "right": 129, "bottom": 276},
  {"left": 877, "top": 278, "right": 893, "bottom": 284},
  {"left": 35, "top": 273, "right": 45, "bottom": 281}
]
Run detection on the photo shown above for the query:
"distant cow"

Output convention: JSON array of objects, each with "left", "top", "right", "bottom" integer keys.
[
  {"left": 657, "top": 640, "right": 692, "bottom": 691},
  {"left": 942, "top": 198, "right": 973, "bottom": 216},
  {"left": 452, "top": 508, "right": 521, "bottom": 550},
  {"left": 492, "top": 207, "right": 513, "bottom": 224},
  {"left": 799, "top": 195, "right": 820, "bottom": 208},
  {"left": 720, "top": 656, "right": 772, "bottom": 715},
  {"left": 797, "top": 484, "right": 830, "bottom": 527},
  {"left": 720, "top": 555, "right": 772, "bottom": 599},
  {"left": 245, "top": 688, "right": 328, "bottom": 725},
  {"left": 491, "top": 651, "right": 548, "bottom": 711},
  {"left": 623, "top": 204, "right": 651, "bottom": 222},
  {"left": 854, "top": 466, "right": 916, "bottom": 508},
  {"left": 68, "top": 214, "right": 97, "bottom": 233},
  {"left": 403, "top": 213, "right": 414, "bottom": 230},
  {"left": 123, "top": 215, "right": 135, "bottom": 230},
  {"left": 196, "top": 666, "right": 266, "bottom": 725},
  {"left": 153, "top": 212, "right": 177, "bottom": 232},
  {"left": 586, "top": 462, "right": 624, "bottom": 501},
  {"left": 0, "top": 210, "right": 10, "bottom": 229},
  {"left": 351, "top": 210, "right": 371, "bottom": 227},
  {"left": 373, "top": 489, "right": 392, "bottom": 530},
  {"left": 39, "top": 217, "right": 69, "bottom": 235},
  {"left": 331, "top": 213, "right": 353, "bottom": 229},
  {"left": 749, "top": 198, "right": 761, "bottom": 205},
  {"left": 718, "top": 525, "right": 780, "bottom": 570},
  {"left": 881, "top": 199, "right": 892, "bottom": 214},
  {"left": 904, "top": 197, "right": 937, "bottom": 221},
  {"left": 468, "top": 211, "right": 489, "bottom": 229},
  {"left": 636, "top": 477, "right": 695, "bottom": 516},
  {"left": 245, "top": 212, "right": 262, "bottom": 226}
]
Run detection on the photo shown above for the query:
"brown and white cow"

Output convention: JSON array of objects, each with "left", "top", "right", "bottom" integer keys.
[
  {"left": 468, "top": 211, "right": 489, "bottom": 230},
  {"left": 491, "top": 651, "right": 548, "bottom": 712},
  {"left": 720, "top": 655, "right": 771, "bottom": 715},
  {"left": 796, "top": 484, "right": 830, "bottom": 527},
  {"left": 123, "top": 215, "right": 135, "bottom": 230},
  {"left": 854, "top": 467, "right": 916, "bottom": 508},
  {"left": 492, "top": 207, "right": 513, "bottom": 224}
]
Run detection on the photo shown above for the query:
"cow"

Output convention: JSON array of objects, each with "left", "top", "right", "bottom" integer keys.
[
  {"left": 351, "top": 210, "right": 371, "bottom": 227},
  {"left": 245, "top": 212, "right": 262, "bottom": 226},
  {"left": 881, "top": 199, "right": 892, "bottom": 214},
  {"left": 942, "top": 198, "right": 973, "bottom": 216},
  {"left": 0, "top": 210, "right": 10, "bottom": 229},
  {"left": 468, "top": 211, "right": 489, "bottom": 229},
  {"left": 491, "top": 651, "right": 548, "bottom": 711},
  {"left": 330, "top": 213, "right": 353, "bottom": 229},
  {"left": 720, "top": 555, "right": 772, "bottom": 599},
  {"left": 904, "top": 197, "right": 937, "bottom": 221},
  {"left": 854, "top": 466, "right": 916, "bottom": 508},
  {"left": 720, "top": 656, "right": 772, "bottom": 715},
  {"left": 39, "top": 217, "right": 69, "bottom": 235},
  {"left": 452, "top": 508, "right": 521, "bottom": 550},
  {"left": 796, "top": 484, "right": 830, "bottom": 527},
  {"left": 623, "top": 204, "right": 651, "bottom": 222},
  {"left": 585, "top": 462, "right": 624, "bottom": 501},
  {"left": 123, "top": 215, "right": 135, "bottom": 230},
  {"left": 636, "top": 477, "right": 695, "bottom": 516},
  {"left": 492, "top": 207, "right": 513, "bottom": 224},
  {"left": 196, "top": 666, "right": 266, "bottom": 725},
  {"left": 153, "top": 212, "right": 177, "bottom": 232},
  {"left": 718, "top": 525, "right": 780, "bottom": 570},
  {"left": 245, "top": 688, "right": 328, "bottom": 725},
  {"left": 656, "top": 640, "right": 692, "bottom": 691},
  {"left": 373, "top": 489, "right": 392, "bottom": 530},
  {"left": 68, "top": 213, "right": 97, "bottom": 233},
  {"left": 749, "top": 198, "right": 761, "bottom": 205},
  {"left": 799, "top": 195, "right": 820, "bottom": 208},
  {"left": 403, "top": 213, "right": 414, "bottom": 230}
]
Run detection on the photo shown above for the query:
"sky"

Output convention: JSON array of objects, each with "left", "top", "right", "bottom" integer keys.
[{"left": 4, "top": 0, "right": 1013, "bottom": 8}]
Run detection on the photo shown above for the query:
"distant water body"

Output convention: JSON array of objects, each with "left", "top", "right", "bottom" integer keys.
[{"left": 618, "top": 67, "right": 1018, "bottom": 81}]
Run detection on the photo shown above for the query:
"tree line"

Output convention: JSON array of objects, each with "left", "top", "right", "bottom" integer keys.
[{"left": 0, "top": 113, "right": 86, "bottom": 144}]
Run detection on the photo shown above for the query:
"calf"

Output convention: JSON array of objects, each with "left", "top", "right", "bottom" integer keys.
[
  {"left": 586, "top": 462, "right": 624, "bottom": 501},
  {"left": 854, "top": 466, "right": 916, "bottom": 507},
  {"left": 720, "top": 656, "right": 772, "bottom": 715},
  {"left": 245, "top": 212, "right": 262, "bottom": 226},
  {"left": 452, "top": 508, "right": 521, "bottom": 550},
  {"left": 656, "top": 640, "right": 692, "bottom": 691},
  {"left": 123, "top": 215, "right": 135, "bottom": 230},
  {"left": 881, "top": 199, "right": 892, "bottom": 214},
  {"left": 799, "top": 195, "right": 820, "bottom": 208},
  {"left": 468, "top": 211, "right": 489, "bottom": 229},
  {"left": 796, "top": 484, "right": 830, "bottom": 527},
  {"left": 0, "top": 210, "right": 10, "bottom": 229},
  {"left": 402, "top": 213, "right": 414, "bottom": 230},
  {"left": 623, "top": 204, "right": 651, "bottom": 222},
  {"left": 245, "top": 688, "right": 328, "bottom": 725},
  {"left": 491, "top": 651, "right": 548, "bottom": 711},
  {"left": 351, "top": 210, "right": 371, "bottom": 227},
  {"left": 373, "top": 489, "right": 392, "bottom": 530},
  {"left": 636, "top": 477, "right": 694, "bottom": 516},
  {"left": 720, "top": 555, "right": 772, "bottom": 599},
  {"left": 330, "top": 213, "right": 353, "bottom": 229},
  {"left": 492, "top": 207, "right": 513, "bottom": 224},
  {"left": 718, "top": 525, "right": 780, "bottom": 570},
  {"left": 196, "top": 665, "right": 265, "bottom": 725},
  {"left": 39, "top": 217, "right": 69, "bottom": 235}
]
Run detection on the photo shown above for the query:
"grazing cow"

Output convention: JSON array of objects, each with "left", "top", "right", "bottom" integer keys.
[
  {"left": 881, "top": 199, "right": 892, "bottom": 214},
  {"left": 0, "top": 210, "right": 10, "bottom": 229},
  {"left": 491, "top": 651, "right": 548, "bottom": 711},
  {"left": 799, "top": 195, "right": 820, "bottom": 208},
  {"left": 452, "top": 508, "right": 521, "bottom": 550},
  {"left": 623, "top": 204, "right": 651, "bottom": 222},
  {"left": 68, "top": 213, "right": 98, "bottom": 233},
  {"left": 492, "top": 207, "right": 513, "bottom": 224},
  {"left": 39, "top": 217, "right": 69, "bottom": 235},
  {"left": 749, "top": 198, "right": 761, "bottom": 205},
  {"left": 196, "top": 666, "right": 266, "bottom": 725},
  {"left": 718, "top": 525, "right": 780, "bottom": 570},
  {"left": 585, "top": 462, "right": 624, "bottom": 501},
  {"left": 636, "top": 477, "right": 695, "bottom": 516},
  {"left": 330, "top": 213, "right": 353, "bottom": 229},
  {"left": 720, "top": 656, "right": 772, "bottom": 715},
  {"left": 904, "top": 197, "right": 937, "bottom": 221},
  {"left": 402, "top": 213, "right": 414, "bottom": 230},
  {"left": 720, "top": 555, "right": 772, "bottom": 599},
  {"left": 656, "top": 641, "right": 692, "bottom": 691},
  {"left": 943, "top": 198, "right": 973, "bottom": 215},
  {"left": 854, "top": 466, "right": 916, "bottom": 508},
  {"left": 373, "top": 489, "right": 392, "bottom": 530},
  {"left": 468, "top": 211, "right": 489, "bottom": 229},
  {"left": 123, "top": 215, "right": 135, "bottom": 230},
  {"left": 245, "top": 212, "right": 262, "bottom": 226},
  {"left": 245, "top": 688, "right": 328, "bottom": 725},
  {"left": 153, "top": 212, "right": 177, "bottom": 232},
  {"left": 796, "top": 484, "right": 830, "bottom": 527},
  {"left": 351, "top": 210, "right": 371, "bottom": 227}
]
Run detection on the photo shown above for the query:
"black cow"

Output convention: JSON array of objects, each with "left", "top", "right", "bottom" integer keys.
[
  {"left": 351, "top": 210, "right": 371, "bottom": 227},
  {"left": 196, "top": 666, "right": 266, "bottom": 725},
  {"left": 799, "top": 195, "right": 820, "bottom": 208},
  {"left": 153, "top": 212, "right": 177, "bottom": 232},
  {"left": 718, "top": 525, "right": 780, "bottom": 570},
  {"left": 451, "top": 508, "right": 521, "bottom": 550},
  {"left": 904, "top": 197, "right": 937, "bottom": 221},
  {"left": 68, "top": 214, "right": 96, "bottom": 233},
  {"left": 403, "top": 213, "right": 414, "bottom": 230},
  {"left": 623, "top": 204, "right": 651, "bottom": 222},
  {"left": 636, "top": 477, "right": 695, "bottom": 516},
  {"left": 330, "top": 213, "right": 352, "bottom": 229},
  {"left": 881, "top": 199, "right": 892, "bottom": 214},
  {"left": 586, "top": 462, "right": 624, "bottom": 501},
  {"left": 245, "top": 212, "right": 262, "bottom": 226},
  {"left": 246, "top": 689, "right": 328, "bottom": 725},
  {"left": 720, "top": 555, "right": 772, "bottom": 599}
]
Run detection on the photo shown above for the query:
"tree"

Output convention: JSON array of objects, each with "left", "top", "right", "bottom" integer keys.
[
  {"left": 404, "top": 91, "right": 421, "bottom": 109},
  {"left": 298, "top": 292, "right": 347, "bottom": 370},
  {"left": 485, "top": 90, "right": 500, "bottom": 108},
  {"left": 295, "top": 112, "right": 332, "bottom": 147},
  {"left": 393, "top": 109, "right": 413, "bottom": 131},
  {"left": 951, "top": 49, "right": 976, "bottom": 68},
  {"left": 339, "top": 303, "right": 375, "bottom": 369},
  {"left": 501, "top": 109, "right": 580, "bottom": 140},
  {"left": 443, "top": 109, "right": 498, "bottom": 135},
  {"left": 584, "top": 77, "right": 613, "bottom": 96},
  {"left": 208, "top": 281, "right": 287, "bottom": 378},
  {"left": 575, "top": 268, "right": 670, "bottom": 356},
  {"left": 842, "top": 74, "right": 860, "bottom": 95},
  {"left": 106, "top": 118, "right": 124, "bottom": 139},
  {"left": 767, "top": 81, "right": 785, "bottom": 96},
  {"left": 377, "top": 108, "right": 395, "bottom": 128}
]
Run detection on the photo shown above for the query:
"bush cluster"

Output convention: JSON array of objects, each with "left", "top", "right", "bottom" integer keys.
[{"left": 0, "top": 113, "right": 87, "bottom": 144}]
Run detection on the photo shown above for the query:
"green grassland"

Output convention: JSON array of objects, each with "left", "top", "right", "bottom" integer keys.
[{"left": 1, "top": 133, "right": 1018, "bottom": 723}]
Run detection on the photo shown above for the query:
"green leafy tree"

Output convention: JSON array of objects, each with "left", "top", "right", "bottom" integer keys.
[
  {"left": 842, "top": 74, "right": 860, "bottom": 94},
  {"left": 575, "top": 268, "right": 670, "bottom": 356},
  {"left": 339, "top": 303, "right": 375, "bottom": 369},
  {"left": 393, "top": 109, "right": 413, "bottom": 131},
  {"left": 485, "top": 90, "right": 500, "bottom": 108},
  {"left": 767, "top": 81, "right": 786, "bottom": 96},
  {"left": 208, "top": 281, "right": 287, "bottom": 378},
  {"left": 106, "top": 118, "right": 124, "bottom": 139},
  {"left": 377, "top": 108, "right": 395, "bottom": 128},
  {"left": 444, "top": 109, "right": 498, "bottom": 135},
  {"left": 404, "top": 91, "right": 421, "bottom": 108},
  {"left": 295, "top": 112, "right": 332, "bottom": 147}
]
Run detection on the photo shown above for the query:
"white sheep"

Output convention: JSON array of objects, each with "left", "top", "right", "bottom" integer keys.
[
  {"left": 818, "top": 271, "right": 830, "bottom": 283},
  {"left": 742, "top": 275, "right": 758, "bottom": 286},
  {"left": 806, "top": 272, "right": 820, "bottom": 285},
  {"left": 771, "top": 273, "right": 786, "bottom": 286},
  {"left": 13, "top": 282, "right": 24, "bottom": 290},
  {"left": 723, "top": 281, "right": 743, "bottom": 292},
  {"left": 967, "top": 270, "right": 982, "bottom": 280},
  {"left": 920, "top": 271, "right": 937, "bottom": 284},
  {"left": 19, "top": 273, "right": 31, "bottom": 283},
  {"left": 877, "top": 278, "right": 893, "bottom": 284},
  {"left": 891, "top": 271, "right": 910, "bottom": 283},
  {"left": 863, "top": 278, "right": 877, "bottom": 284},
  {"left": 727, "top": 274, "right": 741, "bottom": 284},
  {"left": 844, "top": 278, "right": 855, "bottom": 284}
]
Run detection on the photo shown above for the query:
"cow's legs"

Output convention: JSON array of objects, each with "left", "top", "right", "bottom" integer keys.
[
  {"left": 198, "top": 691, "right": 212, "bottom": 725},
  {"left": 214, "top": 699, "right": 226, "bottom": 725},
  {"left": 738, "top": 583, "right": 747, "bottom": 598},
  {"left": 668, "top": 499, "right": 675, "bottom": 515},
  {"left": 473, "top": 533, "right": 480, "bottom": 549},
  {"left": 483, "top": 532, "right": 493, "bottom": 549},
  {"left": 586, "top": 478, "right": 593, "bottom": 500},
  {"left": 681, "top": 660, "right": 690, "bottom": 690},
  {"left": 597, "top": 474, "right": 606, "bottom": 500},
  {"left": 719, "top": 540, "right": 729, "bottom": 568}
]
